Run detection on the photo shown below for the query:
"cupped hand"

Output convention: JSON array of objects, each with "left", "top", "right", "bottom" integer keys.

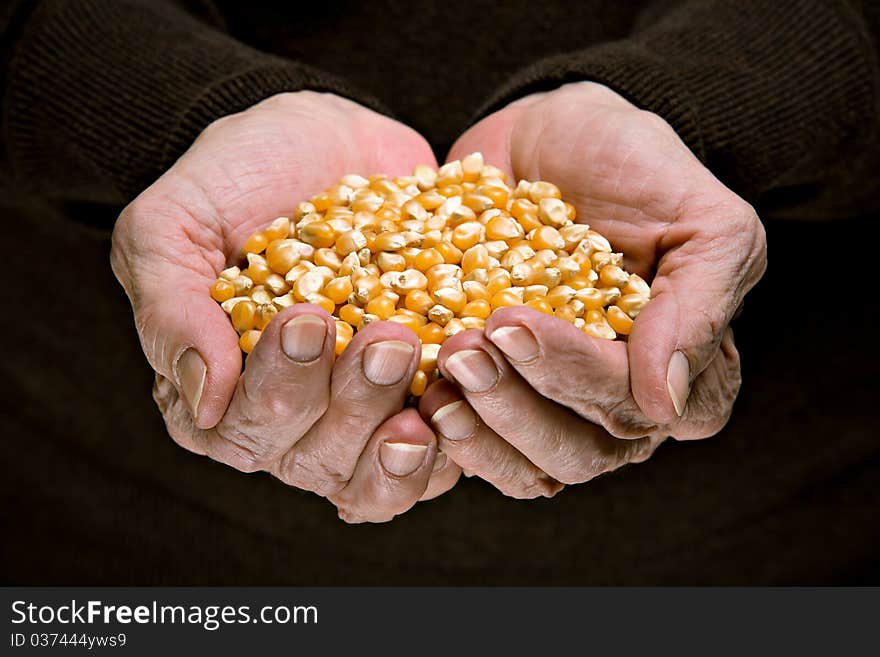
[
  {"left": 422, "top": 82, "right": 766, "bottom": 496},
  {"left": 111, "top": 92, "right": 460, "bottom": 522}
]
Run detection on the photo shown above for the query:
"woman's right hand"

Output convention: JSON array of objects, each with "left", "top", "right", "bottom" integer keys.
[{"left": 111, "top": 92, "right": 461, "bottom": 523}]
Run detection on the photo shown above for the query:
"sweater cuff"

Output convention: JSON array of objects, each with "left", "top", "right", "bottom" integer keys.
[
  {"left": 4, "top": 0, "right": 386, "bottom": 201},
  {"left": 477, "top": 1, "right": 879, "bottom": 202}
]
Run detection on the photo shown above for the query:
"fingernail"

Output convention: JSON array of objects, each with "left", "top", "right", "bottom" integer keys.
[
  {"left": 175, "top": 348, "right": 206, "bottom": 419},
  {"left": 431, "top": 400, "right": 476, "bottom": 440},
  {"left": 432, "top": 452, "right": 448, "bottom": 472},
  {"left": 666, "top": 350, "right": 691, "bottom": 417},
  {"left": 444, "top": 349, "right": 498, "bottom": 392},
  {"left": 282, "top": 314, "right": 327, "bottom": 362},
  {"left": 380, "top": 441, "right": 428, "bottom": 476},
  {"left": 363, "top": 340, "right": 414, "bottom": 385},
  {"left": 489, "top": 325, "right": 539, "bottom": 362}
]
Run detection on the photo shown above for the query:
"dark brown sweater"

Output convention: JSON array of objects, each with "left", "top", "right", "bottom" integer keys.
[{"left": 2, "top": 0, "right": 879, "bottom": 217}]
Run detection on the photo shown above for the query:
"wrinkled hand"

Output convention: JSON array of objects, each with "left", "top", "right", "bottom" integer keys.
[
  {"left": 111, "top": 92, "right": 460, "bottom": 522},
  {"left": 420, "top": 82, "right": 766, "bottom": 497}
]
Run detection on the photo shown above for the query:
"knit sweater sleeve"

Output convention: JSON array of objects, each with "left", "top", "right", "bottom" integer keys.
[
  {"left": 0, "top": 0, "right": 385, "bottom": 203},
  {"left": 479, "top": 0, "right": 880, "bottom": 218}
]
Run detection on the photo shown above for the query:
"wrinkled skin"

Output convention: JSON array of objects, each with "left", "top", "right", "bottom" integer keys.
[
  {"left": 111, "top": 92, "right": 461, "bottom": 523},
  {"left": 419, "top": 82, "right": 767, "bottom": 497}
]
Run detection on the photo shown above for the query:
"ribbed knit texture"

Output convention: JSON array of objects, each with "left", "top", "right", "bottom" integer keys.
[
  {"left": 479, "top": 0, "right": 880, "bottom": 203},
  {"left": 1, "top": 0, "right": 878, "bottom": 213},
  {"left": 2, "top": 0, "right": 384, "bottom": 202}
]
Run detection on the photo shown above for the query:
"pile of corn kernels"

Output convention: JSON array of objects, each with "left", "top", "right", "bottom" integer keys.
[{"left": 209, "top": 152, "right": 650, "bottom": 396}]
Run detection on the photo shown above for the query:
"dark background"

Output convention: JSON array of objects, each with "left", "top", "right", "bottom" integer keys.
[{"left": 1, "top": 193, "right": 877, "bottom": 585}]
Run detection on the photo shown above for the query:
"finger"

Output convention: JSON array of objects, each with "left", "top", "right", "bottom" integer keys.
[
  {"left": 438, "top": 331, "right": 654, "bottom": 485},
  {"left": 201, "top": 305, "right": 335, "bottom": 472},
  {"left": 273, "top": 320, "right": 421, "bottom": 496},
  {"left": 418, "top": 448, "right": 463, "bottom": 501},
  {"left": 329, "top": 409, "right": 436, "bottom": 524},
  {"left": 627, "top": 200, "right": 767, "bottom": 424},
  {"left": 484, "top": 306, "right": 657, "bottom": 439},
  {"left": 420, "top": 380, "right": 562, "bottom": 498}
]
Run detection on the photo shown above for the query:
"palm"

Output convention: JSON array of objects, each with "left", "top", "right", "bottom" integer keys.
[{"left": 450, "top": 83, "right": 728, "bottom": 284}]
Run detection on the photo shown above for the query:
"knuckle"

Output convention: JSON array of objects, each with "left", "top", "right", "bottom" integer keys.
[
  {"left": 276, "top": 450, "right": 349, "bottom": 496},
  {"left": 213, "top": 422, "right": 274, "bottom": 473}
]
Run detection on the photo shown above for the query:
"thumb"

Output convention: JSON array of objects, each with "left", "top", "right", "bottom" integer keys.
[
  {"left": 112, "top": 223, "right": 241, "bottom": 431},
  {"left": 628, "top": 202, "right": 766, "bottom": 424}
]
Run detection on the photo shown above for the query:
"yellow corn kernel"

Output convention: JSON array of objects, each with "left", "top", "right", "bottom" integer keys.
[
  {"left": 366, "top": 295, "right": 396, "bottom": 320},
  {"left": 254, "top": 303, "right": 277, "bottom": 330},
  {"left": 510, "top": 261, "right": 543, "bottom": 286},
  {"left": 435, "top": 240, "right": 463, "bottom": 264},
  {"left": 575, "top": 287, "right": 605, "bottom": 310},
  {"left": 231, "top": 300, "right": 257, "bottom": 333},
  {"left": 490, "top": 290, "right": 524, "bottom": 308},
  {"left": 460, "top": 152, "right": 484, "bottom": 182},
  {"left": 536, "top": 267, "right": 562, "bottom": 288},
  {"left": 584, "top": 309, "right": 605, "bottom": 324},
  {"left": 538, "top": 198, "right": 569, "bottom": 227},
  {"left": 523, "top": 284, "right": 549, "bottom": 301},
  {"left": 486, "top": 269, "right": 512, "bottom": 296},
  {"left": 353, "top": 274, "right": 383, "bottom": 304},
  {"left": 461, "top": 299, "right": 491, "bottom": 319},
  {"left": 622, "top": 273, "right": 651, "bottom": 297},
  {"left": 530, "top": 225, "right": 565, "bottom": 250},
  {"left": 460, "top": 316, "right": 485, "bottom": 331},
  {"left": 334, "top": 229, "right": 367, "bottom": 256},
  {"left": 298, "top": 222, "right": 336, "bottom": 248},
  {"left": 373, "top": 232, "right": 407, "bottom": 252},
  {"left": 405, "top": 289, "right": 434, "bottom": 315},
  {"left": 606, "top": 305, "right": 634, "bottom": 335},
  {"left": 525, "top": 298, "right": 553, "bottom": 314},
  {"left": 265, "top": 239, "right": 301, "bottom": 274},
  {"left": 462, "top": 280, "right": 491, "bottom": 302},
  {"left": 451, "top": 222, "right": 483, "bottom": 251},
  {"left": 428, "top": 304, "right": 454, "bottom": 326},
  {"left": 245, "top": 253, "right": 272, "bottom": 285},
  {"left": 554, "top": 305, "right": 577, "bottom": 323},
  {"left": 323, "top": 276, "right": 353, "bottom": 304},
  {"left": 376, "top": 251, "right": 406, "bottom": 273},
  {"left": 618, "top": 294, "right": 649, "bottom": 318},
  {"left": 462, "top": 193, "right": 495, "bottom": 213},
  {"left": 546, "top": 285, "right": 576, "bottom": 309},
  {"left": 566, "top": 273, "right": 595, "bottom": 290},
  {"left": 263, "top": 217, "right": 291, "bottom": 242},
  {"left": 387, "top": 314, "right": 421, "bottom": 333},
  {"left": 263, "top": 273, "right": 289, "bottom": 296},
  {"left": 381, "top": 268, "right": 429, "bottom": 294},
  {"left": 239, "top": 329, "right": 261, "bottom": 354},
  {"left": 243, "top": 231, "right": 269, "bottom": 255},
  {"left": 461, "top": 244, "right": 490, "bottom": 273},
  {"left": 528, "top": 181, "right": 562, "bottom": 203},
  {"left": 305, "top": 293, "right": 335, "bottom": 315},
  {"left": 485, "top": 214, "right": 523, "bottom": 241},
  {"left": 338, "top": 303, "right": 364, "bottom": 327},
  {"left": 311, "top": 248, "right": 340, "bottom": 271},
  {"left": 558, "top": 224, "right": 590, "bottom": 250},
  {"left": 436, "top": 161, "right": 464, "bottom": 187},
  {"left": 250, "top": 286, "right": 273, "bottom": 305},
  {"left": 409, "top": 370, "right": 428, "bottom": 397},
  {"left": 293, "top": 270, "right": 327, "bottom": 302},
  {"left": 441, "top": 318, "right": 465, "bottom": 338},
  {"left": 413, "top": 248, "right": 445, "bottom": 272},
  {"left": 210, "top": 279, "right": 235, "bottom": 302},
  {"left": 433, "top": 287, "right": 467, "bottom": 314},
  {"left": 601, "top": 286, "right": 622, "bottom": 306},
  {"left": 583, "top": 320, "right": 616, "bottom": 341},
  {"left": 418, "top": 343, "right": 441, "bottom": 372},
  {"left": 334, "top": 320, "right": 353, "bottom": 355}
]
